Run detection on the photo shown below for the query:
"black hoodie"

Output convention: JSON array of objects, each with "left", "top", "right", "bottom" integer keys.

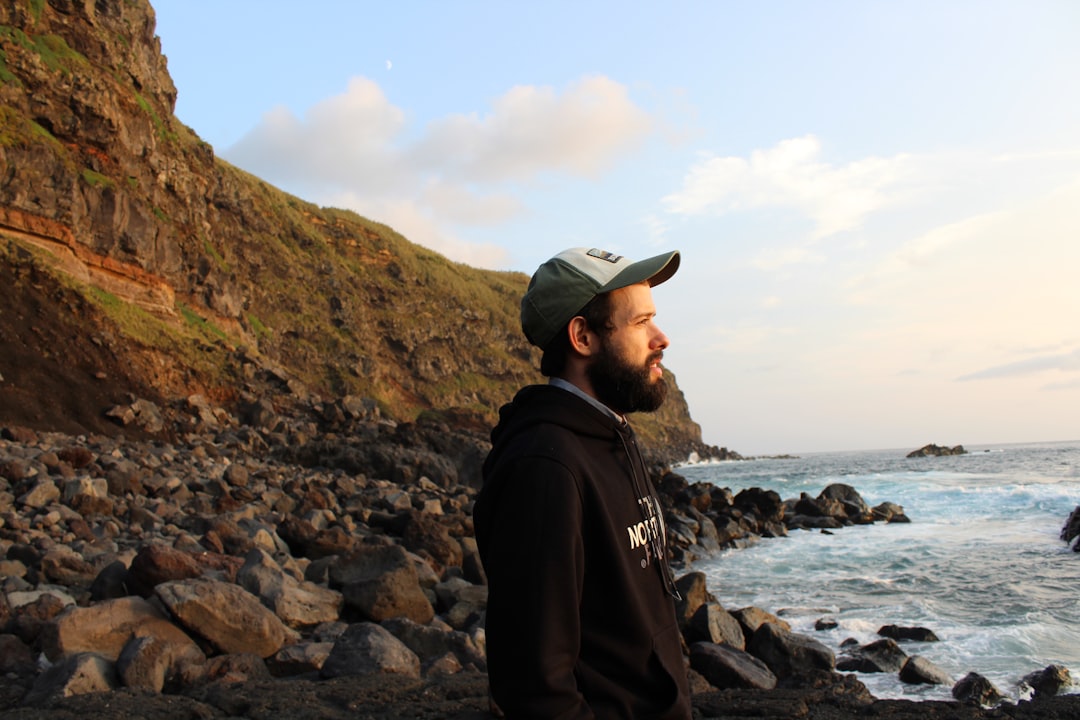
[{"left": 474, "top": 384, "right": 692, "bottom": 719}]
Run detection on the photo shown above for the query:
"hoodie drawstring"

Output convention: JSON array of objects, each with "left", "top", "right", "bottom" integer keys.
[{"left": 617, "top": 426, "right": 683, "bottom": 602}]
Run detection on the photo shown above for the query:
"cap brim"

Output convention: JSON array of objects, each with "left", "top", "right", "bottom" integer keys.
[{"left": 599, "top": 250, "right": 680, "bottom": 293}]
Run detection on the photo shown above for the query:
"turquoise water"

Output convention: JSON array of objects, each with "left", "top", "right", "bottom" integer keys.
[{"left": 679, "top": 441, "right": 1080, "bottom": 701}]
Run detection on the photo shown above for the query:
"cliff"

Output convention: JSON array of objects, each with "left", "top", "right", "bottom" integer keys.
[{"left": 0, "top": 0, "right": 720, "bottom": 464}]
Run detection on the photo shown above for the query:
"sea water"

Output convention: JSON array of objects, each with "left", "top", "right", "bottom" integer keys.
[{"left": 678, "top": 440, "right": 1080, "bottom": 701}]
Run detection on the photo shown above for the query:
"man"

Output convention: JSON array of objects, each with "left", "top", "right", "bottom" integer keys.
[{"left": 473, "top": 247, "right": 692, "bottom": 719}]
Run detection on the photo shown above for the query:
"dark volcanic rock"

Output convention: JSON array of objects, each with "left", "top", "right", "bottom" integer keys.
[{"left": 907, "top": 444, "right": 967, "bottom": 458}]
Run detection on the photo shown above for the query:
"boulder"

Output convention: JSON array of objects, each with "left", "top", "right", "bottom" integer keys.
[
  {"left": 746, "top": 622, "right": 835, "bottom": 679},
  {"left": 819, "top": 483, "right": 873, "bottom": 523},
  {"left": 690, "top": 641, "right": 777, "bottom": 690},
  {"left": 382, "top": 616, "right": 486, "bottom": 672},
  {"left": 731, "top": 606, "right": 790, "bottom": 640},
  {"left": 267, "top": 641, "right": 334, "bottom": 677},
  {"left": 0, "top": 633, "right": 35, "bottom": 675},
  {"left": 899, "top": 655, "right": 953, "bottom": 685},
  {"left": 685, "top": 602, "right": 746, "bottom": 650},
  {"left": 432, "top": 576, "right": 487, "bottom": 631},
  {"left": 155, "top": 578, "right": 296, "bottom": 658},
  {"left": 878, "top": 624, "right": 940, "bottom": 642},
  {"left": 41, "top": 595, "right": 202, "bottom": 665},
  {"left": 836, "top": 638, "right": 907, "bottom": 673},
  {"left": 673, "top": 571, "right": 714, "bottom": 630},
  {"left": 17, "top": 478, "right": 60, "bottom": 509},
  {"left": 237, "top": 548, "right": 343, "bottom": 629},
  {"left": 872, "top": 502, "right": 911, "bottom": 523},
  {"left": 23, "top": 652, "right": 117, "bottom": 706},
  {"left": 115, "top": 635, "right": 170, "bottom": 692},
  {"left": 1021, "top": 664, "right": 1072, "bottom": 697},
  {"left": 906, "top": 444, "right": 967, "bottom": 458},
  {"left": 952, "top": 671, "right": 1005, "bottom": 706},
  {"left": 329, "top": 545, "right": 434, "bottom": 624},
  {"left": 320, "top": 622, "right": 421, "bottom": 679},
  {"left": 1061, "top": 506, "right": 1080, "bottom": 550},
  {"left": 125, "top": 543, "right": 202, "bottom": 596}
]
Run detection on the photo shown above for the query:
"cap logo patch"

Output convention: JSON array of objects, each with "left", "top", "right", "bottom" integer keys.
[{"left": 587, "top": 248, "right": 622, "bottom": 263}]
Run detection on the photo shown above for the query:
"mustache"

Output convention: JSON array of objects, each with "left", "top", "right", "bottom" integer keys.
[{"left": 648, "top": 351, "right": 664, "bottom": 366}]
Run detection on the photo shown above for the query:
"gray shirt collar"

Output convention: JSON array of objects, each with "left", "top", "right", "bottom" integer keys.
[{"left": 548, "top": 377, "right": 625, "bottom": 424}]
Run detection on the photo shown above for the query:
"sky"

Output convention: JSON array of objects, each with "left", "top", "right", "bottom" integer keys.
[{"left": 151, "top": 1, "right": 1080, "bottom": 455}]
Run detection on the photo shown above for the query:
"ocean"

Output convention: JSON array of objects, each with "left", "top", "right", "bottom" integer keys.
[{"left": 677, "top": 440, "right": 1080, "bottom": 702}]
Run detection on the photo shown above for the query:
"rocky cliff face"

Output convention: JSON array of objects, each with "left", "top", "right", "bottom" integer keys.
[{"left": 0, "top": 0, "right": 720, "bottom": 462}]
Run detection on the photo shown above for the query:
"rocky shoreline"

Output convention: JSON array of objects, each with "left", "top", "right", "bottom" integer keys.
[{"left": 1, "top": 400, "right": 1078, "bottom": 719}]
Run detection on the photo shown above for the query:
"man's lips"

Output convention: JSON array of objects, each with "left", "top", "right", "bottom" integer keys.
[{"left": 648, "top": 353, "right": 664, "bottom": 377}]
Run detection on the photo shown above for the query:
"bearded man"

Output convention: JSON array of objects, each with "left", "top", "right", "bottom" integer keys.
[{"left": 473, "top": 247, "right": 692, "bottom": 719}]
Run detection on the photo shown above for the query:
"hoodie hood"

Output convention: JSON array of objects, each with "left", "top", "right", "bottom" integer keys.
[{"left": 483, "top": 384, "right": 625, "bottom": 478}]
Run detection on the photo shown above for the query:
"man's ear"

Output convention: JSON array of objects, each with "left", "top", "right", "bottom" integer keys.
[{"left": 567, "top": 316, "right": 597, "bottom": 357}]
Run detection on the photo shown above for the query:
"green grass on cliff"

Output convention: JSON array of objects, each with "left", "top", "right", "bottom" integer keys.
[{"left": 0, "top": 26, "right": 87, "bottom": 76}]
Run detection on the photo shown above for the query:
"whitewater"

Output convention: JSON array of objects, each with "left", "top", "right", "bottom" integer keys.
[{"left": 678, "top": 440, "right": 1080, "bottom": 702}]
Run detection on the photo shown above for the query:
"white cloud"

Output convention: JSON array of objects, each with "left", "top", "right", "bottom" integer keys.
[
  {"left": 227, "top": 78, "right": 409, "bottom": 194},
  {"left": 222, "top": 74, "right": 651, "bottom": 265},
  {"left": 662, "top": 135, "right": 912, "bottom": 238},
  {"left": 410, "top": 75, "right": 651, "bottom": 182}
]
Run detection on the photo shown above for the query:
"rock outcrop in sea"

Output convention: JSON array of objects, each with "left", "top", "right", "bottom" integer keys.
[{"left": 907, "top": 444, "right": 968, "bottom": 458}]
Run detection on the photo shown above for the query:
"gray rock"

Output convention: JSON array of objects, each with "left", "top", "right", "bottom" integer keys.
[
  {"left": 115, "top": 635, "right": 169, "bottom": 692},
  {"left": 879, "top": 624, "right": 940, "bottom": 642},
  {"left": 237, "top": 548, "right": 343, "bottom": 629},
  {"left": 836, "top": 637, "right": 907, "bottom": 673},
  {"left": 1021, "top": 664, "right": 1072, "bottom": 697},
  {"left": 382, "top": 616, "right": 486, "bottom": 671},
  {"left": 320, "top": 622, "right": 421, "bottom": 679},
  {"left": 731, "top": 606, "right": 790, "bottom": 639},
  {"left": 267, "top": 641, "right": 334, "bottom": 677},
  {"left": 23, "top": 652, "right": 118, "bottom": 706},
  {"left": 690, "top": 641, "right": 777, "bottom": 690},
  {"left": 673, "top": 571, "right": 713, "bottom": 630},
  {"left": 686, "top": 602, "right": 746, "bottom": 650},
  {"left": 156, "top": 577, "right": 297, "bottom": 658},
  {"left": 899, "top": 655, "right": 954, "bottom": 685},
  {"left": 17, "top": 478, "right": 60, "bottom": 509},
  {"left": 42, "top": 595, "right": 202, "bottom": 664},
  {"left": 0, "top": 633, "right": 35, "bottom": 675},
  {"left": 330, "top": 545, "right": 434, "bottom": 624},
  {"left": 747, "top": 622, "right": 835, "bottom": 679},
  {"left": 952, "top": 671, "right": 1005, "bottom": 706}
]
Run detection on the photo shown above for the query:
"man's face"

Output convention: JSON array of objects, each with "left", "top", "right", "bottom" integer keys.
[{"left": 587, "top": 282, "right": 670, "bottom": 414}]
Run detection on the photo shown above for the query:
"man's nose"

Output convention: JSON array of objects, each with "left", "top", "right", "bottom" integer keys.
[{"left": 651, "top": 326, "right": 669, "bottom": 350}]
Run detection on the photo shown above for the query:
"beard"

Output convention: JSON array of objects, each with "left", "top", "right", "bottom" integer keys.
[{"left": 587, "top": 344, "right": 668, "bottom": 414}]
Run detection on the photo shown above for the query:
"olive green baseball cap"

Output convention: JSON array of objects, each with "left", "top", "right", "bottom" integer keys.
[{"left": 521, "top": 247, "right": 680, "bottom": 350}]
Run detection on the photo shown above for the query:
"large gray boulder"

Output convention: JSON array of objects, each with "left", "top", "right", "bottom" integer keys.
[
  {"left": 41, "top": 595, "right": 202, "bottom": 665},
  {"left": 836, "top": 637, "right": 907, "bottom": 673},
  {"left": 23, "top": 653, "right": 117, "bottom": 706},
  {"left": 329, "top": 545, "right": 434, "bottom": 624},
  {"left": 237, "top": 548, "right": 343, "bottom": 629},
  {"left": 320, "top": 622, "right": 421, "bottom": 679},
  {"left": 747, "top": 622, "right": 835, "bottom": 679},
  {"left": 899, "top": 655, "right": 953, "bottom": 685},
  {"left": 952, "top": 671, "right": 1005, "bottom": 706},
  {"left": 156, "top": 578, "right": 296, "bottom": 658},
  {"left": 690, "top": 641, "right": 777, "bottom": 690},
  {"left": 1022, "top": 664, "right": 1073, "bottom": 697},
  {"left": 685, "top": 602, "right": 746, "bottom": 650}
]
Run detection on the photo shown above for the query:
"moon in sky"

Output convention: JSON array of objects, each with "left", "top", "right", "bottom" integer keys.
[{"left": 386, "top": 60, "right": 392, "bottom": 70}]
